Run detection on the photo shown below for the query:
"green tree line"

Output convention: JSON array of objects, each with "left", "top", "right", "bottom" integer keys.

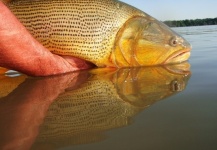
[{"left": 164, "top": 17, "right": 217, "bottom": 27}]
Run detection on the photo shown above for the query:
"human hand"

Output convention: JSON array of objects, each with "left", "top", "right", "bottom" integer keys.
[
  {"left": 0, "top": 71, "right": 89, "bottom": 149},
  {"left": 0, "top": 2, "right": 93, "bottom": 76}
]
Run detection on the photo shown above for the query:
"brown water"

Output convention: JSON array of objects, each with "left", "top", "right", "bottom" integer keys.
[{"left": 0, "top": 25, "right": 217, "bottom": 150}]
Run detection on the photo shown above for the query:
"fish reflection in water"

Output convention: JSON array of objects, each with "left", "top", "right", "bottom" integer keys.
[{"left": 0, "top": 63, "right": 191, "bottom": 149}]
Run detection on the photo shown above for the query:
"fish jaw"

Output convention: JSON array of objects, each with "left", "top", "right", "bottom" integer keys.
[
  {"left": 112, "top": 16, "right": 192, "bottom": 67},
  {"left": 164, "top": 61, "right": 191, "bottom": 75},
  {"left": 164, "top": 49, "right": 191, "bottom": 64}
]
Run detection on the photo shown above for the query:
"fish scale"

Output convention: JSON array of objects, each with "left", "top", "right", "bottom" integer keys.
[{"left": 7, "top": 0, "right": 145, "bottom": 67}]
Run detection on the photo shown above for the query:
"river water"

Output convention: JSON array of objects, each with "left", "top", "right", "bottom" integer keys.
[{"left": 0, "top": 25, "right": 217, "bottom": 150}]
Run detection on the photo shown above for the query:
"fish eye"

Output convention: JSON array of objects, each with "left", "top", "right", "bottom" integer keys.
[
  {"left": 171, "top": 80, "right": 179, "bottom": 91},
  {"left": 170, "top": 37, "right": 178, "bottom": 47},
  {"left": 170, "top": 80, "right": 183, "bottom": 92}
]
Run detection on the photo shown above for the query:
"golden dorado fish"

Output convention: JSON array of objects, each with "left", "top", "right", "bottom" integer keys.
[
  {"left": 0, "top": 63, "right": 191, "bottom": 148},
  {"left": 4, "top": 0, "right": 191, "bottom": 67}
]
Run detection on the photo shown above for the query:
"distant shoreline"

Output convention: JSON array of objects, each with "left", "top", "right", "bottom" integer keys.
[{"left": 163, "top": 17, "right": 217, "bottom": 27}]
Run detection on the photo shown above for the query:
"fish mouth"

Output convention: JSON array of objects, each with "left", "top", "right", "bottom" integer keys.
[
  {"left": 164, "top": 49, "right": 191, "bottom": 64},
  {"left": 163, "top": 62, "right": 191, "bottom": 75}
]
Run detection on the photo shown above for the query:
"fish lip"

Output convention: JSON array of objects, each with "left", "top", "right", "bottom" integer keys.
[
  {"left": 164, "top": 48, "right": 191, "bottom": 64},
  {"left": 163, "top": 62, "right": 192, "bottom": 75}
]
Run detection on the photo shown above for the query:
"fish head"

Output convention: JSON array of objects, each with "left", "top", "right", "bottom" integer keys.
[
  {"left": 113, "top": 16, "right": 191, "bottom": 67},
  {"left": 115, "top": 62, "right": 191, "bottom": 107}
]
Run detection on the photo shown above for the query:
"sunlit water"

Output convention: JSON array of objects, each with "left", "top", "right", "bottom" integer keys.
[{"left": 0, "top": 25, "right": 217, "bottom": 150}]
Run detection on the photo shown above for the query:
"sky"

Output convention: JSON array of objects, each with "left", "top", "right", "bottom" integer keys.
[{"left": 121, "top": 0, "right": 217, "bottom": 21}]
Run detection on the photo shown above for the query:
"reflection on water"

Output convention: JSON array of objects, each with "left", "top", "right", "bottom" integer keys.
[{"left": 0, "top": 63, "right": 191, "bottom": 149}]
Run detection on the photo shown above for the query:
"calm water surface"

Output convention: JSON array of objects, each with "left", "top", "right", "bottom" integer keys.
[{"left": 0, "top": 25, "right": 217, "bottom": 150}]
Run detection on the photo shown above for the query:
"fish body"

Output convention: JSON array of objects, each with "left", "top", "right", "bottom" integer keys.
[
  {"left": 6, "top": 0, "right": 191, "bottom": 67},
  {"left": 0, "top": 67, "right": 8, "bottom": 74}
]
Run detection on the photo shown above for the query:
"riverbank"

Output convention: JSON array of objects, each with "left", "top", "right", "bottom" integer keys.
[{"left": 164, "top": 17, "right": 217, "bottom": 27}]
